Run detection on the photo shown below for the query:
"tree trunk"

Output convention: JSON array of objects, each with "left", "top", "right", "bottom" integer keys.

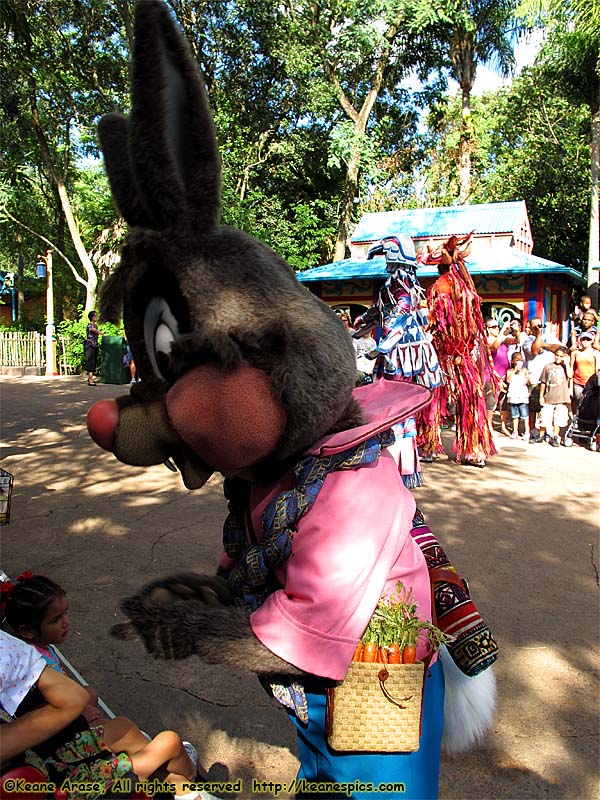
[
  {"left": 459, "top": 87, "right": 472, "bottom": 204},
  {"left": 55, "top": 179, "right": 98, "bottom": 310},
  {"left": 334, "top": 140, "right": 362, "bottom": 261},
  {"left": 27, "top": 75, "right": 98, "bottom": 311},
  {"left": 587, "top": 107, "right": 600, "bottom": 307},
  {"left": 325, "top": 12, "right": 403, "bottom": 262}
]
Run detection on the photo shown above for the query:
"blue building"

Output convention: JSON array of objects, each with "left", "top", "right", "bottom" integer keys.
[{"left": 297, "top": 201, "right": 584, "bottom": 341}]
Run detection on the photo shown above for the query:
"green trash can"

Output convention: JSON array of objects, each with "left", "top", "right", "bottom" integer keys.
[{"left": 100, "top": 335, "right": 129, "bottom": 384}]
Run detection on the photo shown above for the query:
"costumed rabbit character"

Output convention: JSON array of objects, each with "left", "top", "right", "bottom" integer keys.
[{"left": 87, "top": 3, "right": 497, "bottom": 797}]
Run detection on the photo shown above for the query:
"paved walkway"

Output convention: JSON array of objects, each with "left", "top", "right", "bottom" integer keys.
[{"left": 0, "top": 376, "right": 598, "bottom": 799}]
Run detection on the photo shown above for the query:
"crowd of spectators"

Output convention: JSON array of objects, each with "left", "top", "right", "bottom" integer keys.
[
  {"left": 485, "top": 295, "right": 599, "bottom": 449},
  {"left": 339, "top": 293, "right": 599, "bottom": 455}
]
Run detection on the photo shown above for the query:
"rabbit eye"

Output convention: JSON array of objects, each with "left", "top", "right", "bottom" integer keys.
[{"left": 144, "top": 297, "right": 180, "bottom": 383}]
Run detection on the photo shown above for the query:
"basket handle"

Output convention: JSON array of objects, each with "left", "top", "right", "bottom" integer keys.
[{"left": 377, "top": 668, "right": 413, "bottom": 709}]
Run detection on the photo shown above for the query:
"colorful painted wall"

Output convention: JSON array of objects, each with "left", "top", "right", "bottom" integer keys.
[{"left": 311, "top": 271, "right": 576, "bottom": 342}]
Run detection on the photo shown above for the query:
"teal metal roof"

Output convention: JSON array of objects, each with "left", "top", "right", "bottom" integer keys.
[
  {"left": 351, "top": 201, "right": 528, "bottom": 242},
  {"left": 297, "top": 248, "right": 583, "bottom": 283}
]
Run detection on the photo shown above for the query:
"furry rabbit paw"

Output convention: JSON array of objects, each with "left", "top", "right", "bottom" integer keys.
[
  {"left": 111, "top": 593, "right": 199, "bottom": 659},
  {"left": 110, "top": 573, "right": 232, "bottom": 659},
  {"left": 140, "top": 572, "right": 233, "bottom": 607}
]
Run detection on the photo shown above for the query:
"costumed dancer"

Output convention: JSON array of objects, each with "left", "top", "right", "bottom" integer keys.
[
  {"left": 352, "top": 235, "right": 442, "bottom": 487},
  {"left": 417, "top": 234, "right": 499, "bottom": 467},
  {"left": 85, "top": 3, "right": 498, "bottom": 798}
]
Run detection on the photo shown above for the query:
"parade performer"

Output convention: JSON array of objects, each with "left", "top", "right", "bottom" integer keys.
[
  {"left": 85, "top": 3, "right": 497, "bottom": 797},
  {"left": 353, "top": 235, "right": 442, "bottom": 486},
  {"left": 417, "top": 235, "right": 499, "bottom": 467}
]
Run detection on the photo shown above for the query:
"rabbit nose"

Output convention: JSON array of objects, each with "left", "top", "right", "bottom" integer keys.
[{"left": 87, "top": 399, "right": 119, "bottom": 452}]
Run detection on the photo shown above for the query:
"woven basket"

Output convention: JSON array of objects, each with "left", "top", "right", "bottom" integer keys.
[{"left": 326, "top": 661, "right": 424, "bottom": 752}]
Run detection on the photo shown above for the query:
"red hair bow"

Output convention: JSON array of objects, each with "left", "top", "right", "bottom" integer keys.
[
  {"left": 0, "top": 580, "right": 14, "bottom": 598},
  {"left": 16, "top": 571, "right": 34, "bottom": 582}
]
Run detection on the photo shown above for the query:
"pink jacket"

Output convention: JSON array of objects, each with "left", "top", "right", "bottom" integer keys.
[{"left": 246, "top": 380, "right": 434, "bottom": 680}]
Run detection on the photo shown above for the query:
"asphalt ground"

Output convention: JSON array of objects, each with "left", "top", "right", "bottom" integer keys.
[{"left": 0, "top": 375, "right": 598, "bottom": 800}]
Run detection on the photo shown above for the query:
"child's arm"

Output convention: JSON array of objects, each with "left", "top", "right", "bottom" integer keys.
[
  {"left": 539, "top": 380, "right": 546, "bottom": 404},
  {"left": 562, "top": 361, "right": 573, "bottom": 395},
  {"left": 83, "top": 686, "right": 102, "bottom": 723},
  {"left": 0, "top": 667, "right": 88, "bottom": 762},
  {"left": 564, "top": 359, "right": 573, "bottom": 379},
  {"left": 505, "top": 369, "right": 513, "bottom": 383}
]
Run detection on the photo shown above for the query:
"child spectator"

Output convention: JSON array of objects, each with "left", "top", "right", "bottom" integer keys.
[
  {"left": 3, "top": 573, "right": 102, "bottom": 723},
  {"left": 1, "top": 573, "right": 210, "bottom": 799},
  {"left": 485, "top": 318, "right": 519, "bottom": 436},
  {"left": 522, "top": 317, "right": 563, "bottom": 442},
  {"left": 539, "top": 347, "right": 573, "bottom": 447},
  {"left": 0, "top": 629, "right": 206, "bottom": 800},
  {"left": 505, "top": 352, "right": 531, "bottom": 440},
  {"left": 3, "top": 572, "right": 208, "bottom": 797}
]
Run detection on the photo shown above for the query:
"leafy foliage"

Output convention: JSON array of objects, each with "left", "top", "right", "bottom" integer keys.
[
  {"left": 0, "top": 0, "right": 593, "bottom": 324},
  {"left": 0, "top": 0, "right": 129, "bottom": 311},
  {"left": 57, "top": 307, "right": 123, "bottom": 374},
  {"left": 476, "top": 70, "right": 590, "bottom": 270}
]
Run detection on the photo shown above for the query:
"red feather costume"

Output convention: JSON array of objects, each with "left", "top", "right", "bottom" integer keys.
[{"left": 418, "top": 234, "right": 498, "bottom": 462}]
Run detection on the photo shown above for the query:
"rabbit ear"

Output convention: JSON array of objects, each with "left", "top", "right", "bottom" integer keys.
[
  {"left": 99, "top": 0, "right": 221, "bottom": 231},
  {"left": 129, "top": 0, "right": 221, "bottom": 229},
  {"left": 97, "top": 113, "right": 155, "bottom": 228},
  {"left": 99, "top": 265, "right": 125, "bottom": 324}
]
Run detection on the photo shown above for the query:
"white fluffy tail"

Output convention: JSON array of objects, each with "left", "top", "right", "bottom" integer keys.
[{"left": 440, "top": 645, "right": 497, "bottom": 755}]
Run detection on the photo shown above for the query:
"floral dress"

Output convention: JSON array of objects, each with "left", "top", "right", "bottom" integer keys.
[{"left": 44, "top": 726, "right": 133, "bottom": 800}]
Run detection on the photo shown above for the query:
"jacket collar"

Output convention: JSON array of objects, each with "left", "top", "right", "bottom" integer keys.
[{"left": 307, "top": 380, "right": 431, "bottom": 457}]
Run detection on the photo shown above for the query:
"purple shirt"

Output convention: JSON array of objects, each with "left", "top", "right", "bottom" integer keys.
[{"left": 492, "top": 343, "right": 510, "bottom": 379}]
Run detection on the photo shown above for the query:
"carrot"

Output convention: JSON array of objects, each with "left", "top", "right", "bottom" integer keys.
[
  {"left": 352, "top": 641, "right": 364, "bottom": 662},
  {"left": 387, "top": 643, "right": 401, "bottom": 664},
  {"left": 376, "top": 646, "right": 388, "bottom": 663},
  {"left": 402, "top": 645, "right": 417, "bottom": 664},
  {"left": 362, "top": 641, "right": 378, "bottom": 662}
]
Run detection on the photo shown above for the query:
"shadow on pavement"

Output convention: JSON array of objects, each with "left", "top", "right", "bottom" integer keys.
[{"left": 1, "top": 378, "right": 598, "bottom": 799}]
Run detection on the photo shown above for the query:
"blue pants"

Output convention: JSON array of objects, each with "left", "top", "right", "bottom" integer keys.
[{"left": 287, "top": 659, "right": 445, "bottom": 800}]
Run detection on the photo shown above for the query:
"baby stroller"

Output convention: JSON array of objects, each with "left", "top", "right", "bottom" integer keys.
[{"left": 564, "top": 370, "right": 600, "bottom": 450}]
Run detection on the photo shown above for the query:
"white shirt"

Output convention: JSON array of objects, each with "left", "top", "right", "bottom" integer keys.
[
  {"left": 522, "top": 333, "right": 560, "bottom": 385},
  {"left": 0, "top": 630, "right": 45, "bottom": 716}
]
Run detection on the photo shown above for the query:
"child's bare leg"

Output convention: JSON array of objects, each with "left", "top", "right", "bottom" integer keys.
[
  {"left": 102, "top": 716, "right": 152, "bottom": 754},
  {"left": 102, "top": 719, "right": 195, "bottom": 791},
  {"left": 129, "top": 731, "right": 195, "bottom": 790},
  {"left": 523, "top": 416, "right": 530, "bottom": 434},
  {"left": 512, "top": 416, "right": 519, "bottom": 434}
]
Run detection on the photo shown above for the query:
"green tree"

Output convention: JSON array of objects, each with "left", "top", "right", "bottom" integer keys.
[
  {"left": 1, "top": 0, "right": 128, "bottom": 311},
  {"left": 278, "top": 0, "right": 445, "bottom": 260},
  {"left": 162, "top": 0, "right": 343, "bottom": 268},
  {"left": 476, "top": 71, "right": 588, "bottom": 269},
  {"left": 436, "top": 0, "right": 518, "bottom": 204},
  {"left": 518, "top": 0, "right": 600, "bottom": 299},
  {"left": 538, "top": 31, "right": 600, "bottom": 298}
]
